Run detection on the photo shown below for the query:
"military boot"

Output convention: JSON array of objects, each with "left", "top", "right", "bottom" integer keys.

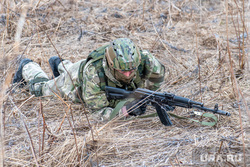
[
  {"left": 13, "top": 58, "right": 33, "bottom": 85},
  {"left": 49, "top": 56, "right": 64, "bottom": 77}
]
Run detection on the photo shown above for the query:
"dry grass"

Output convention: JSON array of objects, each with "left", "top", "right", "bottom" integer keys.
[{"left": 0, "top": 0, "right": 249, "bottom": 166}]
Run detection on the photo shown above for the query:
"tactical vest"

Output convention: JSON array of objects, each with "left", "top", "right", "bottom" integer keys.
[{"left": 78, "top": 45, "right": 148, "bottom": 107}]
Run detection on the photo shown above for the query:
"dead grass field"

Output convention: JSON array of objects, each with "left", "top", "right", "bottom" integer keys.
[{"left": 0, "top": 0, "right": 250, "bottom": 166}]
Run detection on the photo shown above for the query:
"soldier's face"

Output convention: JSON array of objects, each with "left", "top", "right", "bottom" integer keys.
[
  {"left": 117, "top": 70, "right": 134, "bottom": 77},
  {"left": 115, "top": 69, "right": 136, "bottom": 84}
]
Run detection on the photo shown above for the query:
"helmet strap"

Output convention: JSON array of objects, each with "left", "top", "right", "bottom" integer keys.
[
  {"left": 103, "top": 55, "right": 123, "bottom": 87},
  {"left": 105, "top": 48, "right": 114, "bottom": 68}
]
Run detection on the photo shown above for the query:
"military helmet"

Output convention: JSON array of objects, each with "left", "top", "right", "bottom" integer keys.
[{"left": 106, "top": 38, "right": 141, "bottom": 71}]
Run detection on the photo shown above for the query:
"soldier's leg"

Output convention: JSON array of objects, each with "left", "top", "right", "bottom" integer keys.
[
  {"left": 49, "top": 56, "right": 64, "bottom": 77},
  {"left": 15, "top": 57, "right": 84, "bottom": 101},
  {"left": 21, "top": 61, "right": 50, "bottom": 96},
  {"left": 22, "top": 59, "right": 75, "bottom": 97},
  {"left": 42, "top": 59, "right": 76, "bottom": 97},
  {"left": 51, "top": 59, "right": 85, "bottom": 101},
  {"left": 42, "top": 58, "right": 85, "bottom": 101}
]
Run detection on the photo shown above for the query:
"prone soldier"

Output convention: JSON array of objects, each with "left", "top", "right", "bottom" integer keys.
[{"left": 13, "top": 38, "right": 165, "bottom": 120}]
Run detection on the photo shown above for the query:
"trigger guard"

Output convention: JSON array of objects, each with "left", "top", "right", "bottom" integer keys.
[{"left": 165, "top": 105, "right": 175, "bottom": 111}]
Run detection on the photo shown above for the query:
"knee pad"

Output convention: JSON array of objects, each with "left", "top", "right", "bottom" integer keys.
[{"left": 29, "top": 78, "right": 49, "bottom": 97}]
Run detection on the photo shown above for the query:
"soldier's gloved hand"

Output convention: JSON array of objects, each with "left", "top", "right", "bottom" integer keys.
[
  {"left": 125, "top": 99, "right": 147, "bottom": 116},
  {"left": 120, "top": 106, "right": 129, "bottom": 117}
]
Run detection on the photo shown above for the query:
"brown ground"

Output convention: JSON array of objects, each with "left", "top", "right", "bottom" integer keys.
[{"left": 0, "top": 0, "right": 249, "bottom": 166}]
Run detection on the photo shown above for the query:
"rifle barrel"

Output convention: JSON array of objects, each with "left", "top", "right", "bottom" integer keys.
[{"left": 192, "top": 105, "right": 231, "bottom": 116}]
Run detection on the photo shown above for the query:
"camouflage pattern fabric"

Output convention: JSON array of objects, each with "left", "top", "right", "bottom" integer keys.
[
  {"left": 21, "top": 45, "right": 165, "bottom": 121},
  {"left": 22, "top": 59, "right": 85, "bottom": 100},
  {"left": 106, "top": 38, "right": 141, "bottom": 71}
]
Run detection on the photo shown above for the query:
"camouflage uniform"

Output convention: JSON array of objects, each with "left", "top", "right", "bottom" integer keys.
[{"left": 22, "top": 41, "right": 165, "bottom": 120}]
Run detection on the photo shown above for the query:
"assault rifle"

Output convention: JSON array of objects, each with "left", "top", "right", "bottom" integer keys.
[{"left": 105, "top": 86, "right": 231, "bottom": 126}]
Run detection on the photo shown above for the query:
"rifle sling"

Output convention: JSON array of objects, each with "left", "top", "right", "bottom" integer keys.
[
  {"left": 130, "top": 112, "right": 218, "bottom": 127},
  {"left": 109, "top": 98, "right": 135, "bottom": 120}
]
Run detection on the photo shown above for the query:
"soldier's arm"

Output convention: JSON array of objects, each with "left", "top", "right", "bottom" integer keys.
[
  {"left": 141, "top": 50, "right": 165, "bottom": 90},
  {"left": 81, "top": 60, "right": 114, "bottom": 120}
]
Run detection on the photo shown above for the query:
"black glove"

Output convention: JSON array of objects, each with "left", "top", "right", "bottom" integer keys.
[{"left": 125, "top": 99, "right": 147, "bottom": 116}]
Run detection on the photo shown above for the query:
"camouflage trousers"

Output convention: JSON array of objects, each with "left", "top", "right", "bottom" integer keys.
[{"left": 22, "top": 59, "right": 85, "bottom": 101}]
